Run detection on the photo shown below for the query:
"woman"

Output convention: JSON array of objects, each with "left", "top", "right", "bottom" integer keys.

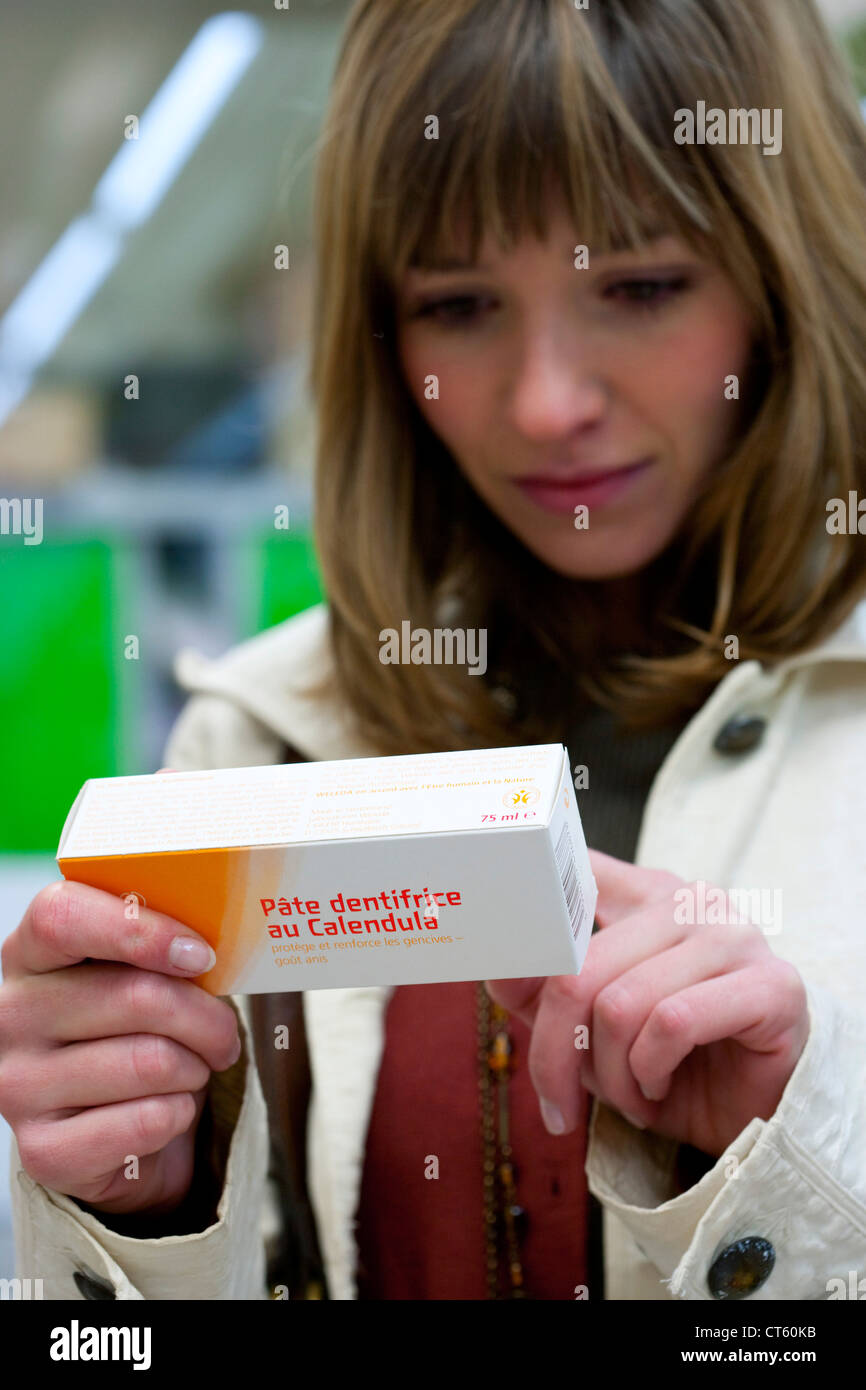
[{"left": 4, "top": 0, "right": 866, "bottom": 1301}]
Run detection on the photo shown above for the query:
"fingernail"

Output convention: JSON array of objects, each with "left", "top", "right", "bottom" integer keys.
[
  {"left": 638, "top": 1082, "right": 658, "bottom": 1102},
  {"left": 621, "top": 1110, "right": 647, "bottom": 1130},
  {"left": 539, "top": 1098, "right": 566, "bottom": 1134},
  {"left": 169, "top": 937, "right": 216, "bottom": 974}
]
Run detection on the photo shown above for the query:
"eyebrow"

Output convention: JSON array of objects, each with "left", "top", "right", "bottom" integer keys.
[{"left": 407, "top": 228, "right": 670, "bottom": 274}]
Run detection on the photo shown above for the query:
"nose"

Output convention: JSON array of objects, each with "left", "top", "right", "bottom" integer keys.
[{"left": 508, "top": 324, "right": 608, "bottom": 442}]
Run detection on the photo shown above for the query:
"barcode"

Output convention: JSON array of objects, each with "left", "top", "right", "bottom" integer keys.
[{"left": 554, "top": 822, "right": 584, "bottom": 941}]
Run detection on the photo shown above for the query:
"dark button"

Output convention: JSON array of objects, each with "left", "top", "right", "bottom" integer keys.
[
  {"left": 713, "top": 714, "right": 766, "bottom": 755},
  {"left": 73, "top": 1268, "right": 116, "bottom": 1300},
  {"left": 707, "top": 1237, "right": 775, "bottom": 1299}
]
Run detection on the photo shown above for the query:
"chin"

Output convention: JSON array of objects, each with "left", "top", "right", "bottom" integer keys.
[{"left": 515, "top": 528, "right": 672, "bottom": 581}]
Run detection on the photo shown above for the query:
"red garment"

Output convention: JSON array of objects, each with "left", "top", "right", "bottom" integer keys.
[{"left": 354, "top": 980, "right": 591, "bottom": 1300}]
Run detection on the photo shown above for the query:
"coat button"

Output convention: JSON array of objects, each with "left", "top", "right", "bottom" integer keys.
[
  {"left": 73, "top": 1268, "right": 117, "bottom": 1300},
  {"left": 707, "top": 1237, "right": 775, "bottom": 1299},
  {"left": 713, "top": 714, "right": 766, "bottom": 755}
]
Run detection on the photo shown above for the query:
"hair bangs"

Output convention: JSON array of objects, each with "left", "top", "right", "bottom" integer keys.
[{"left": 370, "top": 0, "right": 707, "bottom": 294}]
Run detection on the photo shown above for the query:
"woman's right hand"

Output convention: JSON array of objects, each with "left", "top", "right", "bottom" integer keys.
[{"left": 0, "top": 874, "right": 241, "bottom": 1218}]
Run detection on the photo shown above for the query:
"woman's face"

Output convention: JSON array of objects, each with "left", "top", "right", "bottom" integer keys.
[{"left": 394, "top": 200, "right": 755, "bottom": 579}]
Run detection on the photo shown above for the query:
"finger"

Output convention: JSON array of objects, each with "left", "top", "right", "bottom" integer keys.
[
  {"left": 562, "top": 895, "right": 690, "bottom": 1017},
  {"left": 5, "top": 878, "right": 217, "bottom": 979},
  {"left": 79, "top": 1087, "right": 209, "bottom": 1213},
  {"left": 15, "top": 1091, "right": 200, "bottom": 1194},
  {"left": 483, "top": 976, "right": 546, "bottom": 1029},
  {"left": 588, "top": 849, "right": 681, "bottom": 928},
  {"left": 525, "top": 974, "right": 588, "bottom": 1131},
  {"left": 4, "top": 963, "right": 240, "bottom": 1072},
  {"left": 630, "top": 961, "right": 808, "bottom": 1104},
  {"left": 487, "top": 881, "right": 690, "bottom": 1030},
  {"left": 523, "top": 905, "right": 696, "bottom": 1129},
  {"left": 590, "top": 925, "right": 761, "bottom": 1112},
  {"left": 0, "top": 1034, "right": 212, "bottom": 1122}
]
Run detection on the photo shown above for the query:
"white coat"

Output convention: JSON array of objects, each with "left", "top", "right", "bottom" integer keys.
[{"left": 10, "top": 600, "right": 866, "bottom": 1299}]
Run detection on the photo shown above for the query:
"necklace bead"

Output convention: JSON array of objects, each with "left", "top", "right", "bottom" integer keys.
[{"left": 477, "top": 982, "right": 527, "bottom": 1298}]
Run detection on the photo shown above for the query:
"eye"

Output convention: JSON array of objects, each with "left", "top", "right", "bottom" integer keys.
[
  {"left": 604, "top": 275, "right": 690, "bottom": 308},
  {"left": 408, "top": 294, "right": 492, "bottom": 326}
]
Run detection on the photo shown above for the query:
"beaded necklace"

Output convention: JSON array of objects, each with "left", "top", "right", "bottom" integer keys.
[{"left": 476, "top": 981, "right": 527, "bottom": 1298}]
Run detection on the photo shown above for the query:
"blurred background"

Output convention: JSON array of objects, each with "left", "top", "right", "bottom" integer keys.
[{"left": 1, "top": 0, "right": 864, "bottom": 1281}]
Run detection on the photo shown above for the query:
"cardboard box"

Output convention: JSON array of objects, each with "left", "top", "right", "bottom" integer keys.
[{"left": 56, "top": 744, "right": 597, "bottom": 994}]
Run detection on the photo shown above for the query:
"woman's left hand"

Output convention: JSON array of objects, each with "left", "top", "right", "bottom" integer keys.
[{"left": 486, "top": 849, "right": 810, "bottom": 1158}]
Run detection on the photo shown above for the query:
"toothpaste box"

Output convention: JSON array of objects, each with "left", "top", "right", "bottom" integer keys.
[{"left": 56, "top": 744, "right": 597, "bottom": 995}]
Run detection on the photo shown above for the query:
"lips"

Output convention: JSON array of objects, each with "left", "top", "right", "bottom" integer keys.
[{"left": 514, "top": 457, "right": 655, "bottom": 514}]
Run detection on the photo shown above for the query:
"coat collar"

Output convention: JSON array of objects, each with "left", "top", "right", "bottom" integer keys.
[{"left": 173, "top": 598, "right": 866, "bottom": 767}]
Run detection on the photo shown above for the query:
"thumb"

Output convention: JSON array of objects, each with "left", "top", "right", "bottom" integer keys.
[{"left": 588, "top": 848, "right": 682, "bottom": 929}]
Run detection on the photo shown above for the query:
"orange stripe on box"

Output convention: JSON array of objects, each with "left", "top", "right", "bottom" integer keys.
[{"left": 58, "top": 846, "right": 287, "bottom": 994}]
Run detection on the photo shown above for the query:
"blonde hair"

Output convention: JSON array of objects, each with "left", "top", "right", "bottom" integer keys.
[{"left": 306, "top": 0, "right": 866, "bottom": 752}]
